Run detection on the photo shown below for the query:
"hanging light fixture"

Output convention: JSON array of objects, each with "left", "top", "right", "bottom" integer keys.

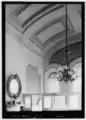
[
  {"left": 57, "top": 5, "right": 76, "bottom": 82},
  {"left": 57, "top": 66, "right": 76, "bottom": 82}
]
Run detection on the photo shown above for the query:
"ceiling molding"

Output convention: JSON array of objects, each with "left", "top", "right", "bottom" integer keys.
[
  {"left": 6, "top": 4, "right": 81, "bottom": 57},
  {"left": 44, "top": 31, "right": 74, "bottom": 49},
  {"left": 13, "top": 4, "right": 31, "bottom": 16},
  {"left": 22, "top": 4, "right": 57, "bottom": 27},
  {"left": 30, "top": 14, "right": 74, "bottom": 50},
  {"left": 29, "top": 30, "right": 74, "bottom": 52},
  {"left": 8, "top": 4, "right": 64, "bottom": 34},
  {"left": 29, "top": 37, "right": 44, "bottom": 50},
  {"left": 7, "top": 4, "right": 31, "bottom": 33},
  {"left": 23, "top": 4, "right": 64, "bottom": 33},
  {"left": 32, "top": 15, "right": 66, "bottom": 37},
  {"left": 44, "top": 30, "right": 72, "bottom": 48},
  {"left": 44, "top": 15, "right": 74, "bottom": 46}
]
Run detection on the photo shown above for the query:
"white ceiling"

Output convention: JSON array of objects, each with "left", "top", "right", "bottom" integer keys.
[{"left": 6, "top": 4, "right": 81, "bottom": 58}]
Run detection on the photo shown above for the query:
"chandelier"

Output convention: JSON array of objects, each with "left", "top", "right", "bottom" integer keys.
[
  {"left": 56, "top": 66, "right": 76, "bottom": 82},
  {"left": 56, "top": 5, "right": 76, "bottom": 83}
]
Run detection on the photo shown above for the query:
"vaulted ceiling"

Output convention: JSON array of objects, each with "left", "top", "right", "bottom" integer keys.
[
  {"left": 50, "top": 41, "right": 81, "bottom": 65},
  {"left": 6, "top": 4, "right": 81, "bottom": 58}
]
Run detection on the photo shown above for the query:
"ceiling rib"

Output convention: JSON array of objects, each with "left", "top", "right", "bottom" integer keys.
[
  {"left": 22, "top": 4, "right": 56, "bottom": 27},
  {"left": 30, "top": 14, "right": 74, "bottom": 50},
  {"left": 44, "top": 31, "right": 66, "bottom": 46},
  {"left": 29, "top": 37, "right": 44, "bottom": 50},
  {"left": 23, "top": 4, "right": 64, "bottom": 33},
  {"left": 13, "top": 4, "right": 31, "bottom": 16},
  {"left": 30, "top": 30, "right": 74, "bottom": 51}
]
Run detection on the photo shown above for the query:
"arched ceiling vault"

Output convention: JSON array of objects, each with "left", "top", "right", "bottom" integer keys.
[
  {"left": 6, "top": 4, "right": 81, "bottom": 58},
  {"left": 49, "top": 41, "right": 81, "bottom": 65}
]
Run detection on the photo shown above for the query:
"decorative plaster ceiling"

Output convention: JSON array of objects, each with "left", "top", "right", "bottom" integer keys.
[{"left": 6, "top": 4, "right": 81, "bottom": 53}]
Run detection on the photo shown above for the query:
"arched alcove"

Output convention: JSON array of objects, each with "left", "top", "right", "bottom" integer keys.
[{"left": 44, "top": 63, "right": 62, "bottom": 93}]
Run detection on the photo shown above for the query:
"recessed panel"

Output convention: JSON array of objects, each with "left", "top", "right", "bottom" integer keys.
[
  {"left": 24, "top": 5, "right": 65, "bottom": 34},
  {"left": 37, "top": 23, "right": 65, "bottom": 43},
  {"left": 18, "top": 4, "right": 49, "bottom": 23}
]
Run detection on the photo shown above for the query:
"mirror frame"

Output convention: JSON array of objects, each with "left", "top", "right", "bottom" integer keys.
[{"left": 7, "top": 74, "right": 22, "bottom": 99}]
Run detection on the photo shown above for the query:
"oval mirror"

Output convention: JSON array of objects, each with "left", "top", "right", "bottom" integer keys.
[{"left": 7, "top": 74, "right": 22, "bottom": 99}]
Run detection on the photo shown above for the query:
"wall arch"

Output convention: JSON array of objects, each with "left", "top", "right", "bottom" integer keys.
[
  {"left": 44, "top": 63, "right": 62, "bottom": 93},
  {"left": 69, "top": 57, "right": 81, "bottom": 68}
]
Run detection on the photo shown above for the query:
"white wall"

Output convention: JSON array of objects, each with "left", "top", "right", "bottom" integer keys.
[{"left": 6, "top": 33, "right": 43, "bottom": 102}]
